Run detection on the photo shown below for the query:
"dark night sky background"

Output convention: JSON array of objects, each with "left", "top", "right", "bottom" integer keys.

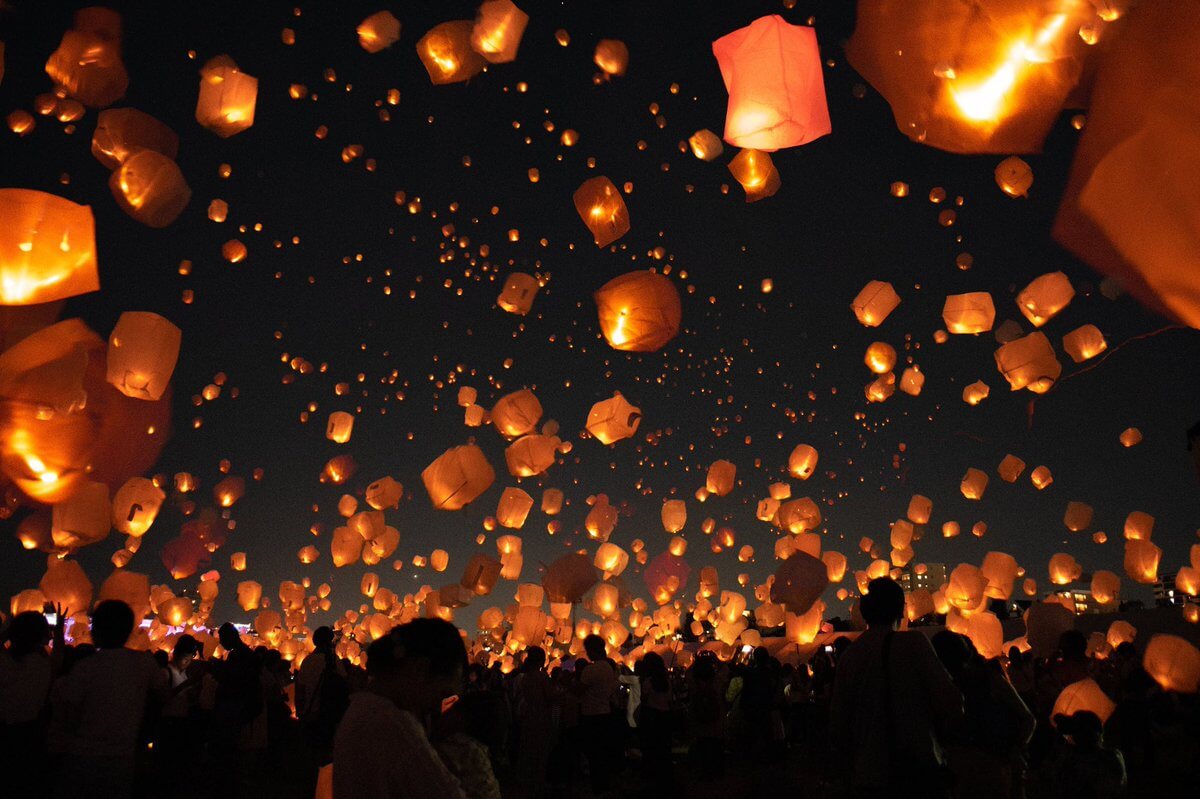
[{"left": 1, "top": 0, "right": 1198, "bottom": 630}]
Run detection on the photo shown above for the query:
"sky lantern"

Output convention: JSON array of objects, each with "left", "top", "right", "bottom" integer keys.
[
  {"left": 1123, "top": 539, "right": 1160, "bottom": 584},
  {"left": 1049, "top": 553, "right": 1082, "bottom": 585},
  {"left": 727, "top": 148, "right": 780, "bottom": 202},
  {"left": 471, "top": 0, "right": 528, "bottom": 64},
  {"left": 108, "top": 150, "right": 191, "bottom": 228},
  {"left": 496, "top": 486, "right": 533, "bottom": 529},
  {"left": 706, "top": 459, "right": 736, "bottom": 496},
  {"left": 711, "top": 15, "right": 831, "bottom": 152},
  {"left": 946, "top": 564, "right": 987, "bottom": 613},
  {"left": 846, "top": 0, "right": 1097, "bottom": 154},
  {"left": 51, "top": 480, "right": 111, "bottom": 549},
  {"left": 995, "top": 332, "right": 1061, "bottom": 393},
  {"left": 1123, "top": 511, "right": 1154, "bottom": 541},
  {"left": 585, "top": 494, "right": 618, "bottom": 541},
  {"left": 1054, "top": 2, "right": 1200, "bottom": 329},
  {"left": 418, "top": 21, "right": 486, "bottom": 85},
  {"left": 98, "top": 570, "right": 150, "bottom": 622},
  {"left": 365, "top": 475, "right": 403, "bottom": 509},
  {"left": 45, "top": 29, "right": 128, "bottom": 108},
  {"left": 962, "top": 381, "right": 990, "bottom": 406},
  {"left": 491, "top": 388, "right": 542, "bottom": 437},
  {"left": 981, "top": 552, "right": 1019, "bottom": 600},
  {"left": 106, "top": 311, "right": 181, "bottom": 400},
  {"left": 967, "top": 612, "right": 1004, "bottom": 660},
  {"left": 236, "top": 580, "right": 261, "bottom": 611},
  {"left": 111, "top": 476, "right": 164, "bottom": 536},
  {"left": 851, "top": 280, "right": 900, "bottom": 327},
  {"left": 1063, "top": 501, "right": 1093, "bottom": 532},
  {"left": 543, "top": 552, "right": 598, "bottom": 604},
  {"left": 594, "top": 543, "right": 629, "bottom": 579},
  {"left": 787, "top": 444, "right": 818, "bottom": 480},
  {"left": 899, "top": 367, "right": 924, "bottom": 396},
  {"left": 643, "top": 552, "right": 690, "bottom": 606},
  {"left": 573, "top": 176, "right": 630, "bottom": 247},
  {"left": 661, "top": 499, "right": 686, "bottom": 533},
  {"left": 195, "top": 63, "right": 257, "bottom": 138},
  {"left": 422, "top": 444, "right": 495, "bottom": 510},
  {"left": 594, "top": 270, "right": 681, "bottom": 352},
  {"left": 997, "top": 454, "right": 1026, "bottom": 483},
  {"left": 541, "top": 488, "right": 563, "bottom": 515},
  {"left": 995, "top": 156, "right": 1034, "bottom": 197},
  {"left": 864, "top": 342, "right": 896, "bottom": 374},
  {"left": 1119, "top": 428, "right": 1142, "bottom": 448},
  {"left": 504, "top": 434, "right": 559, "bottom": 477},
  {"left": 1016, "top": 271, "right": 1074, "bottom": 327},
  {"left": 942, "top": 292, "right": 995, "bottom": 334},
  {"left": 1091, "top": 571, "right": 1120, "bottom": 606},
  {"left": 1030, "top": 465, "right": 1053, "bottom": 489},
  {"left": 0, "top": 190, "right": 99, "bottom": 306},
  {"left": 1143, "top": 635, "right": 1200, "bottom": 694},
  {"left": 39, "top": 557, "right": 92, "bottom": 614},
  {"left": 770, "top": 551, "right": 827, "bottom": 615},
  {"left": 213, "top": 476, "right": 245, "bottom": 508},
  {"left": 586, "top": 391, "right": 641, "bottom": 445},
  {"left": 330, "top": 526, "right": 363, "bottom": 567},
  {"left": 357, "top": 10, "right": 401, "bottom": 53},
  {"left": 1061, "top": 324, "right": 1107, "bottom": 363},
  {"left": 326, "top": 411, "right": 354, "bottom": 443},
  {"left": 960, "top": 468, "right": 988, "bottom": 500},
  {"left": 496, "top": 272, "right": 539, "bottom": 315},
  {"left": 92, "top": 108, "right": 179, "bottom": 170},
  {"left": 688, "top": 129, "right": 724, "bottom": 161},
  {"left": 1052, "top": 679, "right": 1116, "bottom": 726},
  {"left": 461, "top": 553, "right": 502, "bottom": 596},
  {"left": 593, "top": 39, "right": 629, "bottom": 76},
  {"left": 907, "top": 494, "right": 932, "bottom": 525},
  {"left": 160, "top": 533, "right": 209, "bottom": 580}
]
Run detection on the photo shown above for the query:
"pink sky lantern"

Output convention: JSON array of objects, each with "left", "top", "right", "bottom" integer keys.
[{"left": 712, "top": 15, "right": 831, "bottom": 152}]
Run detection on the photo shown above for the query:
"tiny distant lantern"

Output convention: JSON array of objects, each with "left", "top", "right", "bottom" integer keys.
[
  {"left": 1061, "top": 324, "right": 1107, "bottom": 363},
  {"left": 471, "top": 0, "right": 528, "bottom": 64},
  {"left": 594, "top": 39, "right": 628, "bottom": 76},
  {"left": 45, "top": 29, "right": 128, "bottom": 108},
  {"left": 417, "top": 21, "right": 485, "bottom": 85},
  {"left": 586, "top": 391, "right": 642, "bottom": 445},
  {"left": 326, "top": 411, "right": 354, "bottom": 443},
  {"left": 594, "top": 270, "right": 681, "bottom": 352},
  {"left": 1118, "top": 427, "right": 1142, "bottom": 448},
  {"left": 0, "top": 189, "right": 99, "bottom": 306},
  {"left": 573, "top": 176, "right": 630, "bottom": 247},
  {"left": 106, "top": 311, "right": 181, "bottom": 400},
  {"left": 851, "top": 280, "right": 900, "bottom": 327},
  {"left": 497, "top": 272, "right": 539, "bottom": 315},
  {"left": 942, "top": 292, "right": 995, "bottom": 334},
  {"left": 846, "top": 0, "right": 1098, "bottom": 154},
  {"left": 994, "top": 332, "right": 1061, "bottom": 393},
  {"left": 496, "top": 486, "right": 534, "bottom": 529},
  {"left": 109, "top": 150, "right": 192, "bottom": 228},
  {"left": 196, "top": 61, "right": 257, "bottom": 138},
  {"left": 711, "top": 15, "right": 831, "bottom": 151},
  {"left": 92, "top": 108, "right": 179, "bottom": 170},
  {"left": 1017, "top": 271, "right": 1075, "bottom": 327},
  {"left": 727, "top": 148, "right": 780, "bottom": 202},
  {"left": 688, "top": 129, "right": 724, "bottom": 161},
  {"left": 995, "top": 156, "right": 1033, "bottom": 197},
  {"left": 422, "top": 444, "right": 495, "bottom": 510},
  {"left": 357, "top": 10, "right": 401, "bottom": 53},
  {"left": 111, "top": 476, "right": 165, "bottom": 536}
]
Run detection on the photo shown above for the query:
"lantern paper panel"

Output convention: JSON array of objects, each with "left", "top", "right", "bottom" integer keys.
[
  {"left": 573, "top": 176, "right": 630, "bottom": 248},
  {"left": 586, "top": 391, "right": 642, "bottom": 445},
  {"left": 594, "top": 271, "right": 681, "bottom": 353},
  {"left": 496, "top": 272, "right": 539, "bottom": 315},
  {"left": 196, "top": 65, "right": 258, "bottom": 138},
  {"left": 418, "top": 21, "right": 486, "bottom": 85},
  {"left": 106, "top": 311, "right": 182, "bottom": 401},
  {"left": 422, "top": 444, "right": 496, "bottom": 510},
  {"left": 0, "top": 190, "right": 99, "bottom": 307},
  {"left": 728, "top": 148, "right": 780, "bottom": 202}
]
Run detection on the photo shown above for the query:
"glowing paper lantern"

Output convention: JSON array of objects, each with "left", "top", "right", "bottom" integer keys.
[
  {"left": 851, "top": 281, "right": 900, "bottom": 327},
  {"left": 45, "top": 30, "right": 128, "bottom": 108},
  {"left": 1089, "top": 571, "right": 1120, "bottom": 606},
  {"left": 573, "top": 176, "right": 630, "bottom": 248},
  {"left": 51, "top": 480, "right": 111, "bottom": 549},
  {"left": 981, "top": 552, "right": 1019, "bottom": 600},
  {"left": 770, "top": 551, "right": 828, "bottom": 615},
  {"left": 357, "top": 11, "right": 401, "bottom": 53},
  {"left": 111, "top": 476, "right": 164, "bottom": 536},
  {"left": 496, "top": 272, "right": 539, "bottom": 315},
  {"left": 661, "top": 499, "right": 686, "bottom": 533},
  {"left": 471, "top": 0, "right": 528, "bottom": 64},
  {"left": 106, "top": 311, "right": 181, "bottom": 400},
  {"left": 963, "top": 381, "right": 990, "bottom": 405},
  {"left": 418, "top": 21, "right": 486, "bottom": 85},
  {"left": 0, "top": 190, "right": 99, "bottom": 306},
  {"left": 543, "top": 552, "right": 598, "bottom": 603},
  {"left": 1016, "top": 272, "right": 1075, "bottom": 327},
  {"left": 504, "top": 434, "right": 559, "bottom": 477},
  {"left": 994, "top": 332, "right": 1061, "bottom": 393},
  {"left": 422, "top": 444, "right": 495, "bottom": 510},
  {"left": 1030, "top": 465, "right": 1053, "bottom": 489},
  {"left": 960, "top": 468, "right": 988, "bottom": 500},
  {"left": 1049, "top": 553, "right": 1082, "bottom": 585},
  {"left": 236, "top": 580, "right": 261, "bottom": 611},
  {"left": 688, "top": 129, "right": 724, "bottom": 161},
  {"left": 1123, "top": 539, "right": 1161, "bottom": 584},
  {"left": 496, "top": 487, "right": 533, "bottom": 529},
  {"left": 1062, "top": 324, "right": 1107, "bottom": 363},
  {"left": 594, "top": 543, "right": 629, "bottom": 579},
  {"left": 788, "top": 444, "right": 818, "bottom": 480},
  {"left": 1053, "top": 679, "right": 1116, "bottom": 725},
  {"left": 864, "top": 342, "right": 896, "bottom": 375},
  {"left": 39, "top": 557, "right": 92, "bottom": 613},
  {"left": 727, "top": 149, "right": 780, "bottom": 202},
  {"left": 1123, "top": 511, "right": 1154, "bottom": 541},
  {"left": 586, "top": 391, "right": 641, "bottom": 445},
  {"left": 846, "top": 0, "right": 1097, "bottom": 154},
  {"left": 942, "top": 292, "right": 995, "bottom": 334},
  {"left": 946, "top": 564, "right": 987, "bottom": 613},
  {"left": 98, "top": 570, "right": 150, "bottom": 621},
  {"left": 326, "top": 411, "right": 354, "bottom": 443},
  {"left": 196, "top": 65, "right": 257, "bottom": 138},
  {"left": 541, "top": 488, "right": 563, "bottom": 515},
  {"left": 461, "top": 553, "right": 503, "bottom": 596},
  {"left": 492, "top": 389, "right": 542, "bottom": 437},
  {"left": 995, "top": 156, "right": 1033, "bottom": 198},
  {"left": 109, "top": 150, "right": 191, "bottom": 228},
  {"left": 593, "top": 39, "right": 628, "bottom": 76},
  {"left": 1143, "top": 635, "right": 1200, "bottom": 693},
  {"left": 1119, "top": 428, "right": 1142, "bottom": 448},
  {"left": 706, "top": 460, "right": 736, "bottom": 496},
  {"left": 711, "top": 15, "right": 831, "bottom": 151},
  {"left": 907, "top": 495, "right": 932, "bottom": 525},
  {"left": 594, "top": 270, "right": 681, "bottom": 352},
  {"left": 1063, "top": 501, "right": 1093, "bottom": 532},
  {"left": 92, "top": 108, "right": 179, "bottom": 170},
  {"left": 331, "top": 526, "right": 363, "bottom": 567},
  {"left": 585, "top": 495, "right": 618, "bottom": 541},
  {"left": 365, "top": 476, "right": 403, "bottom": 509}
]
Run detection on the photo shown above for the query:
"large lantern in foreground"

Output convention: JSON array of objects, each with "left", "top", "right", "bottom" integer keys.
[
  {"left": 712, "top": 15, "right": 831, "bottom": 152},
  {"left": 573, "top": 177, "right": 630, "bottom": 248},
  {"left": 196, "top": 63, "right": 257, "bottom": 138},
  {"left": 418, "top": 21, "right": 486, "bottom": 85},
  {"left": 0, "top": 190, "right": 99, "bottom": 307},
  {"left": 45, "top": 29, "right": 128, "bottom": 108},
  {"left": 357, "top": 11, "right": 401, "bottom": 53},
  {"left": 847, "top": 0, "right": 1101, "bottom": 154},
  {"left": 106, "top": 311, "right": 182, "bottom": 401},
  {"left": 594, "top": 271, "right": 681, "bottom": 352},
  {"left": 471, "top": 0, "right": 528, "bottom": 64},
  {"left": 109, "top": 150, "right": 191, "bottom": 228},
  {"left": 92, "top": 108, "right": 179, "bottom": 170}
]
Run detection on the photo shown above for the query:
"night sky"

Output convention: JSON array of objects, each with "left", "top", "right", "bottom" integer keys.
[{"left": 2, "top": 0, "right": 1198, "bottom": 631}]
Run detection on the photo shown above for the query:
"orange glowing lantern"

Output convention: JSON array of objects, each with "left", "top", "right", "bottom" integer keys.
[
  {"left": 1061, "top": 324, "right": 1107, "bottom": 363},
  {"left": 357, "top": 11, "right": 401, "bottom": 53},
  {"left": 594, "top": 543, "right": 629, "bottom": 579},
  {"left": 1030, "top": 465, "right": 1053, "bottom": 489},
  {"left": 851, "top": 280, "right": 900, "bottom": 327},
  {"left": 1143, "top": 634, "right": 1200, "bottom": 693},
  {"left": 994, "top": 332, "right": 1061, "bottom": 393},
  {"left": 706, "top": 460, "right": 736, "bottom": 497},
  {"left": 50, "top": 480, "right": 111, "bottom": 549},
  {"left": 711, "top": 15, "right": 831, "bottom": 152},
  {"left": 688, "top": 129, "right": 724, "bottom": 161},
  {"left": 1091, "top": 571, "right": 1120, "bottom": 605},
  {"left": 594, "top": 270, "right": 681, "bottom": 353},
  {"left": 106, "top": 311, "right": 181, "bottom": 401},
  {"left": 111, "top": 476, "right": 164, "bottom": 537},
  {"left": 108, "top": 150, "right": 191, "bottom": 228},
  {"left": 541, "top": 488, "right": 563, "bottom": 515},
  {"left": 213, "top": 476, "right": 244, "bottom": 508},
  {"left": 1053, "top": 679, "right": 1116, "bottom": 725},
  {"left": 586, "top": 391, "right": 641, "bottom": 445},
  {"left": 39, "top": 557, "right": 92, "bottom": 613},
  {"left": 471, "top": 0, "right": 528, "bottom": 64},
  {"left": 864, "top": 342, "right": 896, "bottom": 374},
  {"left": 496, "top": 272, "right": 539, "bottom": 315},
  {"left": 1123, "top": 511, "right": 1154, "bottom": 541},
  {"left": 422, "top": 444, "right": 495, "bottom": 510},
  {"left": 788, "top": 444, "right": 818, "bottom": 480},
  {"left": 365, "top": 475, "right": 403, "bottom": 509},
  {"left": 727, "top": 148, "right": 780, "bottom": 202},
  {"left": 960, "top": 468, "right": 988, "bottom": 500},
  {"left": 962, "top": 381, "right": 990, "bottom": 405},
  {"left": 981, "top": 552, "right": 1019, "bottom": 600},
  {"left": 236, "top": 580, "right": 261, "bottom": 611},
  {"left": 574, "top": 176, "right": 630, "bottom": 248},
  {"left": 461, "top": 553, "right": 503, "bottom": 596},
  {"left": 418, "top": 21, "right": 485, "bottom": 85},
  {"left": 45, "top": 29, "right": 128, "bottom": 108},
  {"left": 326, "top": 411, "right": 354, "bottom": 443},
  {"left": 331, "top": 526, "right": 363, "bottom": 567},
  {"left": 1063, "top": 501, "right": 1093, "bottom": 532},
  {"left": 1123, "top": 539, "right": 1160, "bottom": 584},
  {"left": 1119, "top": 428, "right": 1142, "bottom": 448},
  {"left": 496, "top": 486, "right": 533, "bottom": 529},
  {"left": 92, "top": 108, "right": 179, "bottom": 170},
  {"left": 492, "top": 389, "right": 542, "bottom": 438},
  {"left": 196, "top": 64, "right": 257, "bottom": 138},
  {"left": 1049, "top": 553, "right": 1082, "bottom": 586},
  {"left": 995, "top": 156, "right": 1034, "bottom": 198},
  {"left": 0, "top": 190, "right": 99, "bottom": 307},
  {"left": 504, "top": 434, "right": 559, "bottom": 477},
  {"left": 1017, "top": 271, "right": 1075, "bottom": 327},
  {"left": 593, "top": 39, "right": 628, "bottom": 76},
  {"left": 942, "top": 292, "right": 995, "bottom": 334}
]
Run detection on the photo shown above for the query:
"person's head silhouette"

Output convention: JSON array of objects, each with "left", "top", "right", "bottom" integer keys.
[
  {"left": 91, "top": 600, "right": 135, "bottom": 649},
  {"left": 367, "top": 618, "right": 467, "bottom": 718},
  {"left": 312, "top": 625, "right": 335, "bottom": 651},
  {"left": 218, "top": 622, "right": 242, "bottom": 652},
  {"left": 860, "top": 577, "right": 905, "bottom": 631},
  {"left": 583, "top": 634, "right": 607, "bottom": 662}
]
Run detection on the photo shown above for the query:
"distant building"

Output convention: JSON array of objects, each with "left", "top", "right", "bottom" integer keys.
[
  {"left": 1047, "top": 588, "right": 1114, "bottom": 615},
  {"left": 900, "top": 563, "right": 948, "bottom": 593},
  {"left": 1154, "top": 573, "right": 1186, "bottom": 607}
]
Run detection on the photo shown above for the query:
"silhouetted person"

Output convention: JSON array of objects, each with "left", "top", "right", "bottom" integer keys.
[
  {"left": 296, "top": 625, "right": 348, "bottom": 792},
  {"left": 636, "top": 651, "right": 674, "bottom": 790},
  {"left": 0, "top": 611, "right": 54, "bottom": 798},
  {"left": 830, "top": 577, "right": 962, "bottom": 798},
  {"left": 686, "top": 652, "right": 725, "bottom": 780},
  {"left": 333, "top": 618, "right": 467, "bottom": 799},
  {"left": 1051, "top": 711, "right": 1126, "bottom": 798},
  {"left": 155, "top": 634, "right": 203, "bottom": 787},
  {"left": 513, "top": 646, "right": 554, "bottom": 799},
  {"left": 51, "top": 600, "right": 167, "bottom": 799},
  {"left": 209, "top": 622, "right": 262, "bottom": 796},
  {"left": 577, "top": 633, "right": 619, "bottom": 794}
]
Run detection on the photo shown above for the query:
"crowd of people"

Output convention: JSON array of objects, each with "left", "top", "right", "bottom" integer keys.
[{"left": 1, "top": 577, "right": 1197, "bottom": 799}]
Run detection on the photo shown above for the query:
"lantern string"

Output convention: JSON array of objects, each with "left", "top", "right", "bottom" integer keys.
[{"left": 1028, "top": 324, "right": 1190, "bottom": 428}]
